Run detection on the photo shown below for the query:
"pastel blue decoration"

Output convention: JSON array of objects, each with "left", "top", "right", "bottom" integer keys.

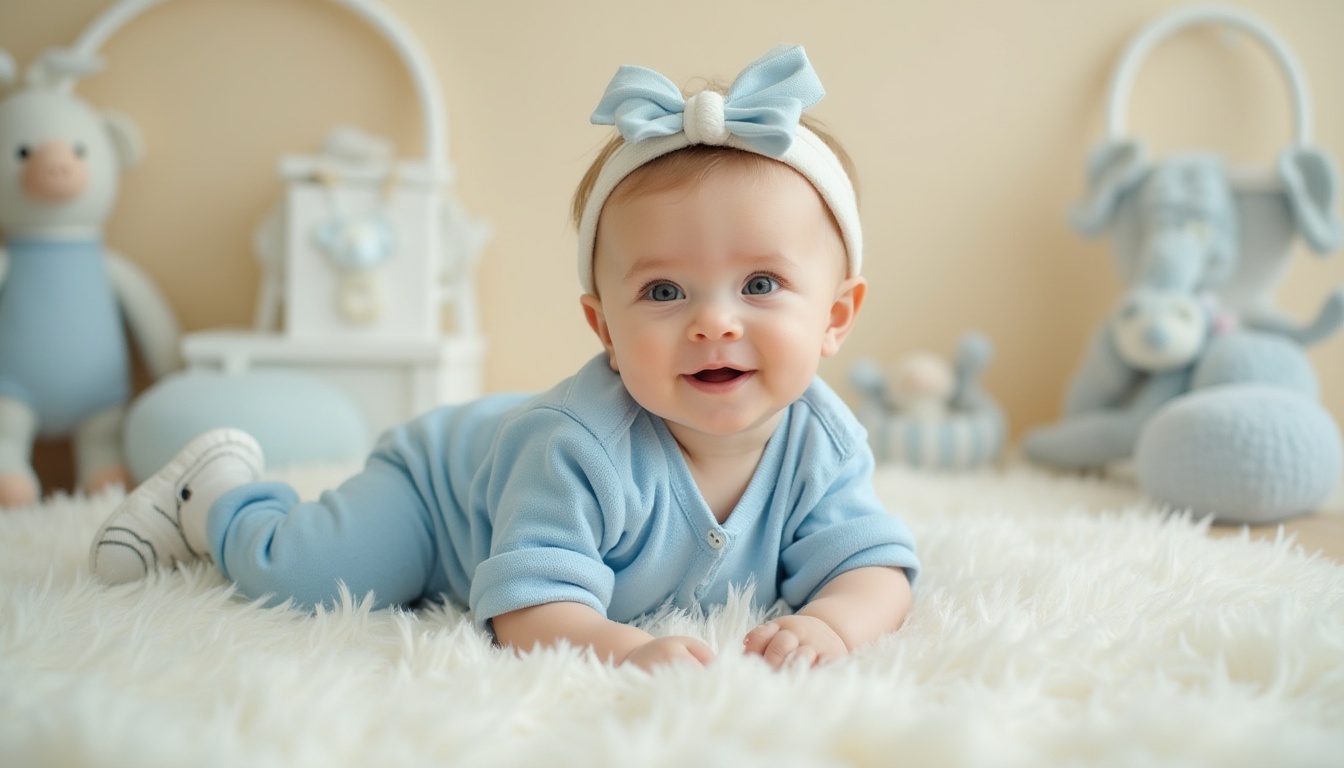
[
  {"left": 1023, "top": 7, "right": 1344, "bottom": 523},
  {"left": 312, "top": 212, "right": 396, "bottom": 271},
  {"left": 591, "top": 44, "right": 823, "bottom": 157},
  {"left": 0, "top": 239, "right": 130, "bottom": 436},
  {"left": 852, "top": 333, "right": 1005, "bottom": 470},
  {"left": 123, "top": 370, "right": 369, "bottom": 483}
]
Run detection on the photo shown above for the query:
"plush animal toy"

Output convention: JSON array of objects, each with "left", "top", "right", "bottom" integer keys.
[
  {"left": 1021, "top": 7, "right": 1344, "bottom": 524},
  {"left": 1109, "top": 287, "right": 1216, "bottom": 372},
  {"left": 851, "top": 333, "right": 1005, "bottom": 470},
  {"left": 887, "top": 351, "right": 956, "bottom": 420},
  {"left": 0, "top": 48, "right": 180, "bottom": 507},
  {"left": 1022, "top": 147, "right": 1343, "bottom": 523}
]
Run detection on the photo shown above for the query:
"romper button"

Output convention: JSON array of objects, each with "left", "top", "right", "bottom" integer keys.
[{"left": 706, "top": 530, "right": 725, "bottom": 549}]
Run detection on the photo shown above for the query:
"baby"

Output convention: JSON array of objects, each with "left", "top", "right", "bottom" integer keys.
[{"left": 89, "top": 45, "right": 919, "bottom": 671}]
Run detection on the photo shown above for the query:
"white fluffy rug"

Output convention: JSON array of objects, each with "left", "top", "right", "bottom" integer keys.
[{"left": 2, "top": 463, "right": 1342, "bottom": 767}]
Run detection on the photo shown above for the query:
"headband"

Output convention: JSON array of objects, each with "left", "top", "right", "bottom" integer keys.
[{"left": 576, "top": 44, "right": 863, "bottom": 294}]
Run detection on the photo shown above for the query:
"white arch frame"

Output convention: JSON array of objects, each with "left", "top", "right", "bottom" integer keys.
[
  {"left": 1105, "top": 5, "right": 1312, "bottom": 148},
  {"left": 70, "top": 0, "right": 449, "bottom": 174}
]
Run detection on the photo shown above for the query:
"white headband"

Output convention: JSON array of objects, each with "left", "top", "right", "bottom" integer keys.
[{"left": 576, "top": 45, "right": 862, "bottom": 294}]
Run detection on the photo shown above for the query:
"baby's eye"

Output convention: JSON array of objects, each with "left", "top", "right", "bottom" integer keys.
[
  {"left": 743, "top": 275, "right": 779, "bottom": 296},
  {"left": 644, "top": 282, "right": 684, "bottom": 302}
]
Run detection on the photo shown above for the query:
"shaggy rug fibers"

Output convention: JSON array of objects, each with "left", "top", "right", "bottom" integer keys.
[{"left": 1, "top": 463, "right": 1342, "bottom": 767}]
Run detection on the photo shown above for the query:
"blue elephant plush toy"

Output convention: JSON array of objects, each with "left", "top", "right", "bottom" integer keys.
[
  {"left": 1023, "top": 144, "right": 1343, "bottom": 523},
  {"left": 0, "top": 48, "right": 180, "bottom": 507},
  {"left": 1024, "top": 7, "right": 1344, "bottom": 524}
]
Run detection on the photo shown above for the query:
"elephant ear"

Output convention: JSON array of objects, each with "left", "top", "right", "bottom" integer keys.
[
  {"left": 1069, "top": 140, "right": 1150, "bottom": 237},
  {"left": 1278, "top": 147, "right": 1343, "bottom": 253}
]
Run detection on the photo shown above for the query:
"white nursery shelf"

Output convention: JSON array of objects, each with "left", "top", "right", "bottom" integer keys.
[{"left": 182, "top": 329, "right": 485, "bottom": 440}]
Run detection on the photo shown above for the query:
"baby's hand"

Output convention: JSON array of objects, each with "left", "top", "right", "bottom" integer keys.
[
  {"left": 622, "top": 635, "right": 715, "bottom": 671},
  {"left": 743, "top": 615, "right": 847, "bottom": 669}
]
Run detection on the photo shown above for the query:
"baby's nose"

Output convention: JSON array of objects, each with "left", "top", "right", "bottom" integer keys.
[{"left": 688, "top": 300, "right": 743, "bottom": 341}]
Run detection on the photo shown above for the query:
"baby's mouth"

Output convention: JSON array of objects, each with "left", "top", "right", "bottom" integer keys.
[{"left": 692, "top": 367, "right": 746, "bottom": 383}]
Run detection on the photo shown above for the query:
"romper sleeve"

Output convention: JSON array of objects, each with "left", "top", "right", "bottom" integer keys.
[
  {"left": 778, "top": 436, "right": 920, "bottom": 608},
  {"left": 468, "top": 406, "right": 625, "bottom": 628}
]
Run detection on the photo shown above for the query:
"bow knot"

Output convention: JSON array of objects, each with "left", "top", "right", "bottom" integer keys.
[
  {"left": 590, "top": 44, "right": 825, "bottom": 158},
  {"left": 683, "top": 91, "right": 729, "bottom": 146}
]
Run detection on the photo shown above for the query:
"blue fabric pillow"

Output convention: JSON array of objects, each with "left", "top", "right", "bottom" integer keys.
[{"left": 123, "top": 370, "right": 368, "bottom": 482}]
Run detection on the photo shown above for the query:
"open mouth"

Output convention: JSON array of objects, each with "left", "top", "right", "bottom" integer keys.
[{"left": 692, "top": 368, "right": 746, "bottom": 383}]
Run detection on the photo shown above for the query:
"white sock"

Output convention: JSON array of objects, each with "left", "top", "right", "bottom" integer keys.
[{"left": 179, "top": 454, "right": 259, "bottom": 555}]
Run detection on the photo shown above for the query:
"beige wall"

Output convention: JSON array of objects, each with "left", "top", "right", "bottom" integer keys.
[{"left": 3, "top": 0, "right": 1342, "bottom": 479}]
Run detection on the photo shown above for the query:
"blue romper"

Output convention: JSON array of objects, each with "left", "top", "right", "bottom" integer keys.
[
  {"left": 207, "top": 355, "right": 919, "bottom": 626},
  {"left": 0, "top": 238, "right": 129, "bottom": 436}
]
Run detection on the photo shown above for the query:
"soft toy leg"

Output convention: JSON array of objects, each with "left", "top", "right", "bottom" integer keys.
[
  {"left": 1022, "top": 368, "right": 1190, "bottom": 468},
  {"left": 0, "top": 396, "right": 39, "bottom": 507},
  {"left": 1134, "top": 331, "right": 1341, "bottom": 523},
  {"left": 74, "top": 405, "right": 129, "bottom": 494},
  {"left": 1135, "top": 385, "right": 1342, "bottom": 524}
]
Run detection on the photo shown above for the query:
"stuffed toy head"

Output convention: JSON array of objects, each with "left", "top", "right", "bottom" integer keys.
[
  {"left": 1073, "top": 151, "right": 1240, "bottom": 295},
  {"left": 1069, "top": 139, "right": 1340, "bottom": 317},
  {"left": 0, "top": 48, "right": 142, "bottom": 240},
  {"left": 1109, "top": 287, "right": 1213, "bottom": 372},
  {"left": 888, "top": 351, "right": 956, "bottom": 419}
]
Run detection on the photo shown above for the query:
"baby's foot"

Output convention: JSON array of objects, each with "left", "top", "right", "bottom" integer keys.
[{"left": 89, "top": 428, "right": 263, "bottom": 584}]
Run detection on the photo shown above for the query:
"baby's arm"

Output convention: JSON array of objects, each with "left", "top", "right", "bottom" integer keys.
[
  {"left": 492, "top": 601, "right": 715, "bottom": 671},
  {"left": 744, "top": 565, "right": 911, "bottom": 668}
]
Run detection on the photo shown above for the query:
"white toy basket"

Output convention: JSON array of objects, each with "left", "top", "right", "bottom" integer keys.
[
  {"left": 850, "top": 333, "right": 1006, "bottom": 471},
  {"left": 72, "top": 0, "right": 488, "bottom": 441}
]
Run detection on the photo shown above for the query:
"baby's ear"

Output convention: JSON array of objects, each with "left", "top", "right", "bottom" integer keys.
[
  {"left": 579, "top": 294, "right": 618, "bottom": 370},
  {"left": 822, "top": 277, "right": 866, "bottom": 357}
]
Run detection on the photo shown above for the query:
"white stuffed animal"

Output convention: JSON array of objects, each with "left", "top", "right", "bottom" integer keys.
[
  {"left": 887, "top": 351, "right": 956, "bottom": 420},
  {"left": 1109, "top": 287, "right": 1215, "bottom": 372},
  {"left": 0, "top": 48, "right": 180, "bottom": 507}
]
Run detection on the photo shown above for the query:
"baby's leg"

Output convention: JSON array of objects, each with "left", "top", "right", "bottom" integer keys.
[{"left": 208, "top": 456, "right": 440, "bottom": 611}]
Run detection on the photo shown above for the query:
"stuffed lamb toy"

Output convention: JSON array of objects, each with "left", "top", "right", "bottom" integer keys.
[
  {"left": 0, "top": 48, "right": 179, "bottom": 507},
  {"left": 1023, "top": 144, "right": 1343, "bottom": 523}
]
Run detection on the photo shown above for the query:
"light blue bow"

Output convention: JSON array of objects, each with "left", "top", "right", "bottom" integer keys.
[{"left": 590, "top": 44, "right": 825, "bottom": 158}]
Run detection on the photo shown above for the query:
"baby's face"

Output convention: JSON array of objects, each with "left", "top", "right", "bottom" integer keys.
[{"left": 582, "top": 161, "right": 861, "bottom": 445}]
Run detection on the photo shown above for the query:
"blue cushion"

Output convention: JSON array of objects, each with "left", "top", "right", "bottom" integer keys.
[
  {"left": 124, "top": 370, "right": 369, "bottom": 482},
  {"left": 1135, "top": 384, "right": 1343, "bottom": 524}
]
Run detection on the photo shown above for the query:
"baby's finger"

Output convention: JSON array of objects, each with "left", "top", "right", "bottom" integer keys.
[
  {"left": 742, "top": 621, "right": 780, "bottom": 655},
  {"left": 786, "top": 645, "right": 819, "bottom": 668},
  {"left": 684, "top": 638, "right": 716, "bottom": 666},
  {"left": 763, "top": 630, "right": 800, "bottom": 669}
]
